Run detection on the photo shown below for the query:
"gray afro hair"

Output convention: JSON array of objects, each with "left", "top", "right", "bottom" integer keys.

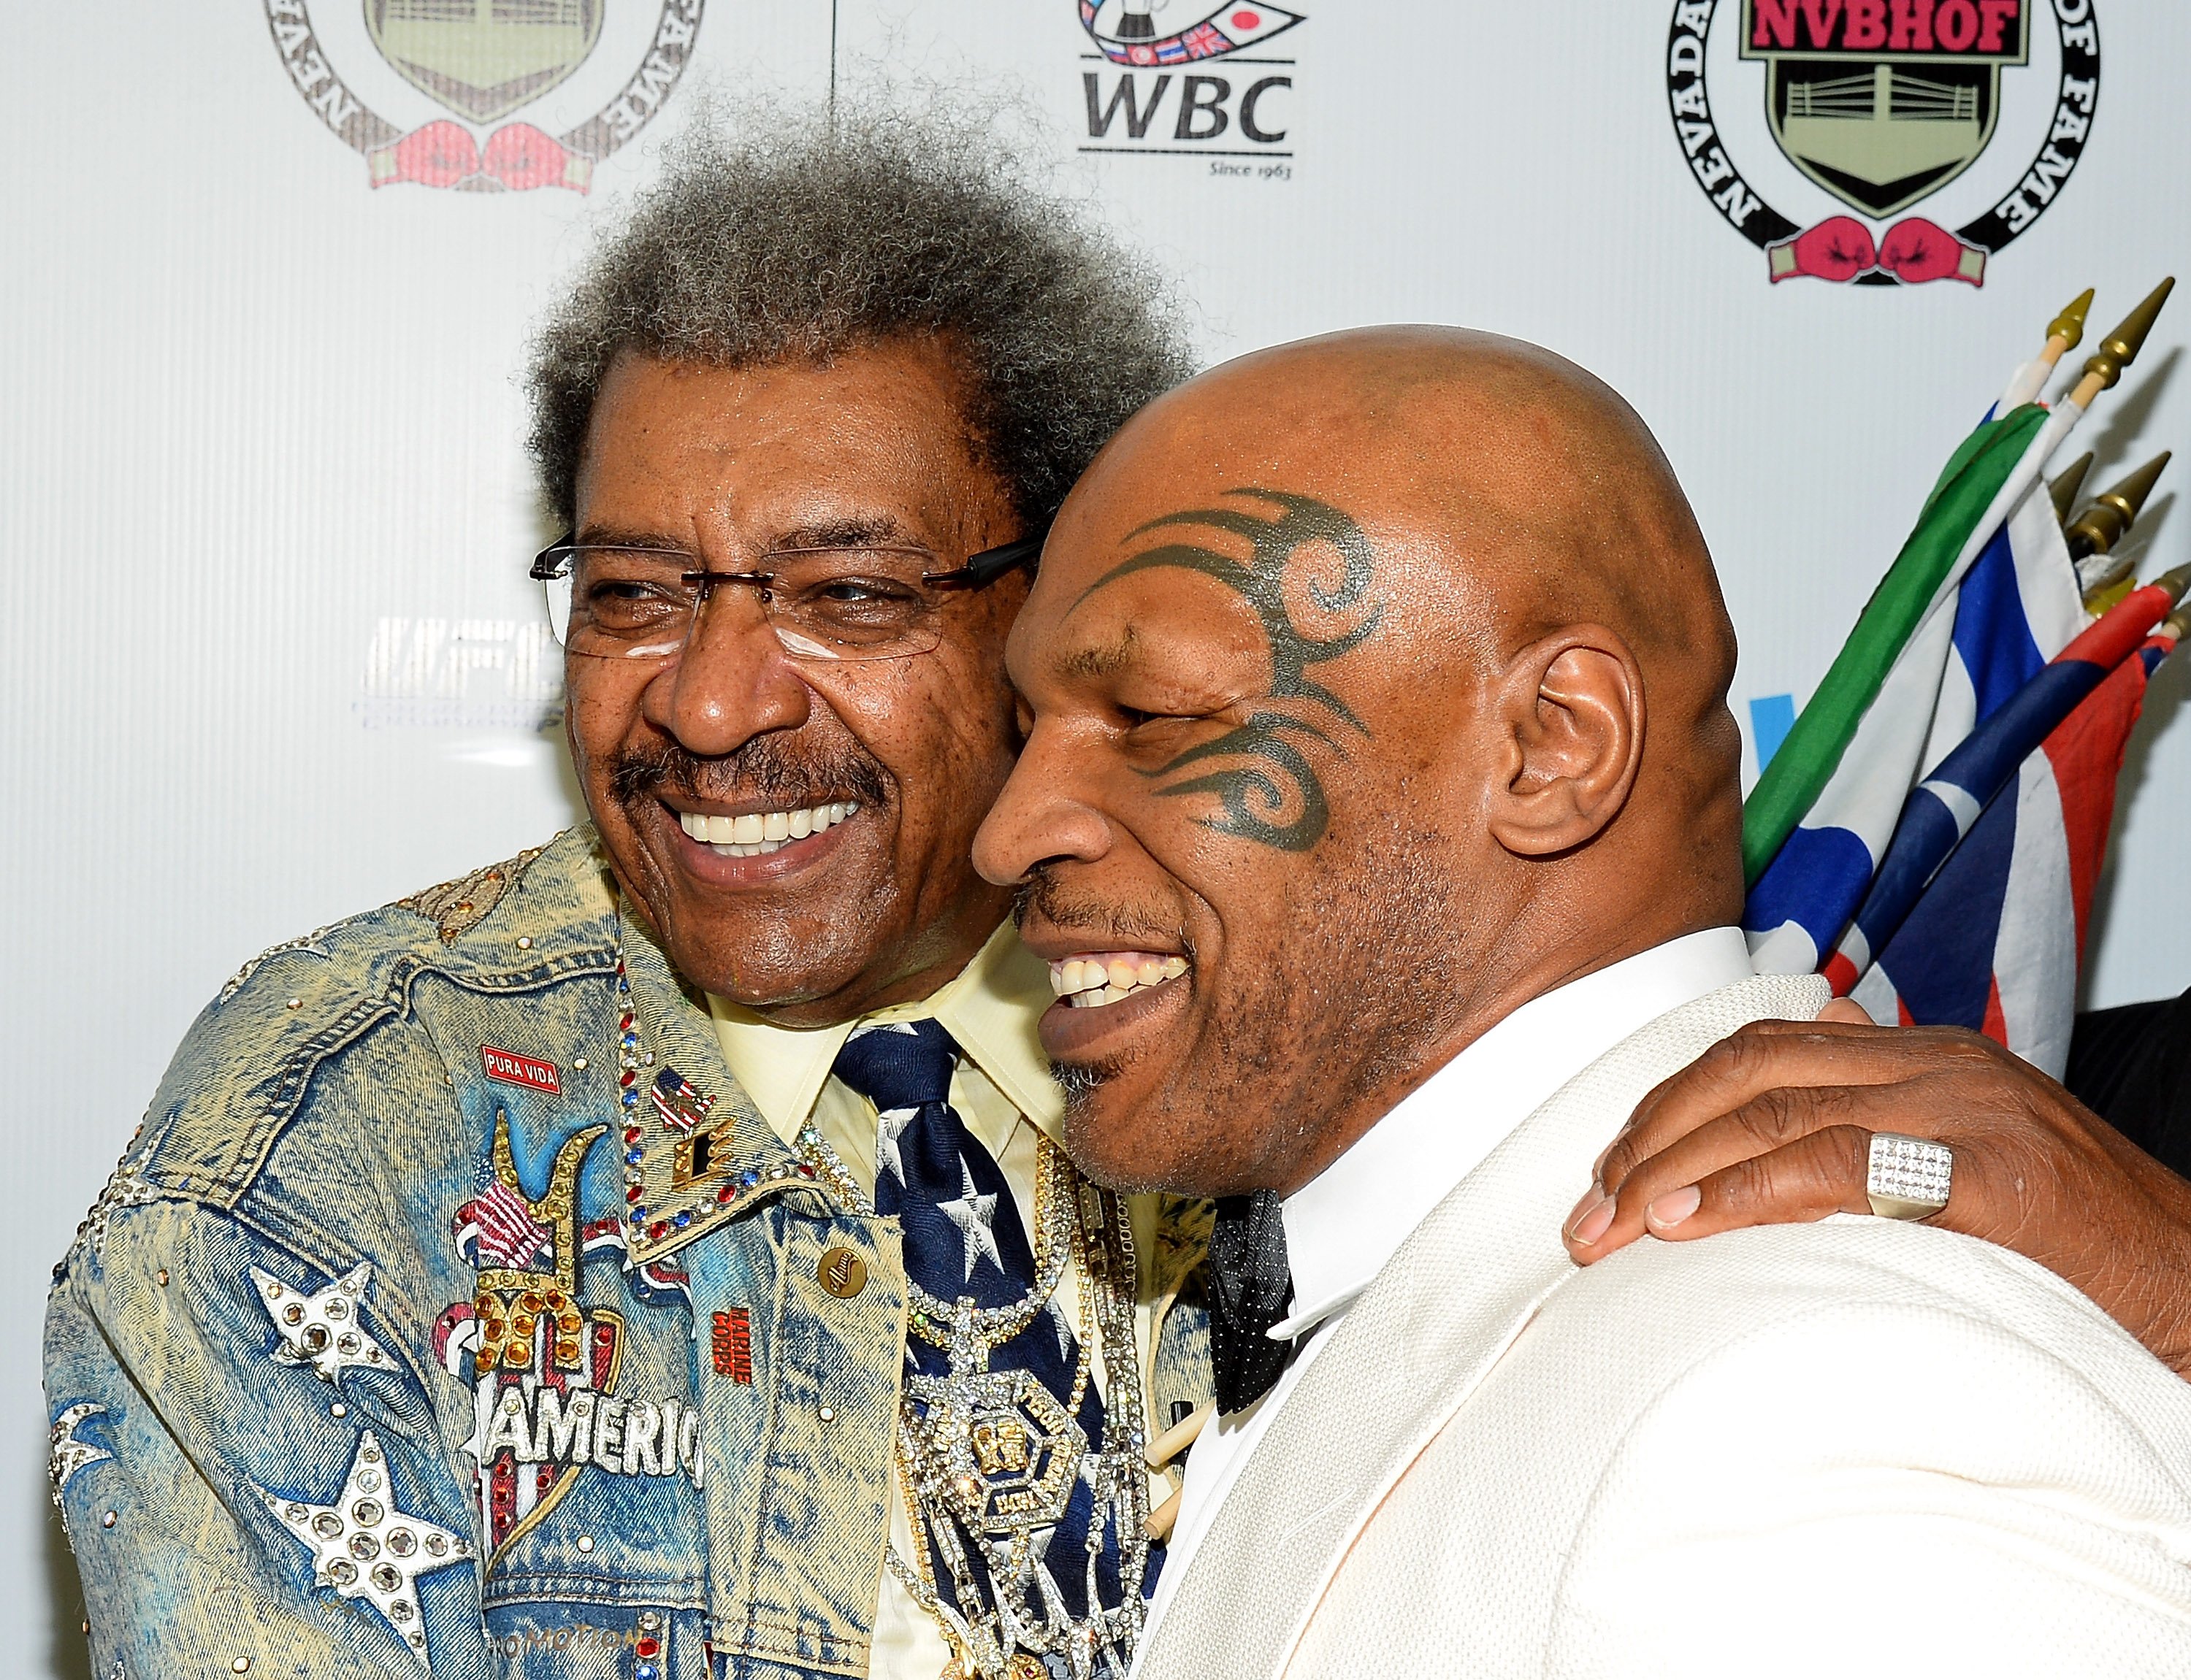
[{"left": 527, "top": 107, "right": 1194, "bottom": 532}]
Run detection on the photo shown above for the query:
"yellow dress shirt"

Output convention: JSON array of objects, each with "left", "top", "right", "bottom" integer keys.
[{"left": 708, "top": 923, "right": 1162, "bottom": 1680}]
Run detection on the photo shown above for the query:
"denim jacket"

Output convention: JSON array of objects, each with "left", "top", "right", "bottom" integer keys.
[{"left": 46, "top": 827, "right": 1214, "bottom": 1679}]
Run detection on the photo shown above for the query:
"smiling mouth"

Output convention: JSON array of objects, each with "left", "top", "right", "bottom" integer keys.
[
  {"left": 1048, "top": 950, "right": 1190, "bottom": 1008},
  {"left": 675, "top": 801, "right": 860, "bottom": 858}
]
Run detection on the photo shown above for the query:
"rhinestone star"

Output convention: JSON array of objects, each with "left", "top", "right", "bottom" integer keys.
[
  {"left": 256, "top": 1432, "right": 470, "bottom": 1671},
  {"left": 49, "top": 1403, "right": 112, "bottom": 1510},
  {"left": 938, "top": 1157, "right": 1003, "bottom": 1282},
  {"left": 76, "top": 1165, "right": 158, "bottom": 1262},
  {"left": 251, "top": 1262, "right": 392, "bottom": 1381}
]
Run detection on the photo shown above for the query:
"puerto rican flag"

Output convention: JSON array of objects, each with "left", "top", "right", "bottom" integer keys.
[{"left": 1851, "top": 605, "right": 2182, "bottom": 1075}]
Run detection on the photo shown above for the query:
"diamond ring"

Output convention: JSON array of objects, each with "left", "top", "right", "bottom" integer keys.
[{"left": 1866, "top": 1132, "right": 1954, "bottom": 1221}]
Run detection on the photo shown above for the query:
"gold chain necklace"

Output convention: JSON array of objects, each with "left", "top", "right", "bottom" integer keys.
[{"left": 796, "top": 1124, "right": 1154, "bottom": 1680}]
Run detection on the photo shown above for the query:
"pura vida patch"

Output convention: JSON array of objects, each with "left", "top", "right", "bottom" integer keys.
[{"left": 481, "top": 1045, "right": 562, "bottom": 1095}]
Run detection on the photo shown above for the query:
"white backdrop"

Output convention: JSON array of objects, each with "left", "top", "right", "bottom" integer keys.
[{"left": 4, "top": 1, "right": 2186, "bottom": 1671}]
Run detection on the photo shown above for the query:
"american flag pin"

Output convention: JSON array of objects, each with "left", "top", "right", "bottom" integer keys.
[{"left": 650, "top": 1067, "right": 716, "bottom": 1136}]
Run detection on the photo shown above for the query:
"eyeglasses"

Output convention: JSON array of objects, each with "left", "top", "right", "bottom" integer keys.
[{"left": 529, "top": 532, "right": 1042, "bottom": 663}]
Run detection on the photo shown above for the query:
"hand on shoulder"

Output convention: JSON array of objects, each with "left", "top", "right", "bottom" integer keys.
[{"left": 1563, "top": 1008, "right": 2191, "bottom": 1378}]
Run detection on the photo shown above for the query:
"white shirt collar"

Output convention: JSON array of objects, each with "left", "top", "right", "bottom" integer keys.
[
  {"left": 1271, "top": 926, "right": 1755, "bottom": 1340},
  {"left": 704, "top": 921, "right": 1064, "bottom": 1148}
]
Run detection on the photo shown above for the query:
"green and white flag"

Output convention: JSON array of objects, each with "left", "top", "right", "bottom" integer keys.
[{"left": 1742, "top": 399, "right": 2076, "bottom": 975}]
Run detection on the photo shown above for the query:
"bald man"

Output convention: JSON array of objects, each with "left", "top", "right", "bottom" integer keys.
[{"left": 973, "top": 328, "right": 2191, "bottom": 1680}]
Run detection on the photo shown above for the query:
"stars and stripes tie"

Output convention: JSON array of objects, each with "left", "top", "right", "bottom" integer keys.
[{"left": 831, "top": 1019, "right": 1147, "bottom": 1637}]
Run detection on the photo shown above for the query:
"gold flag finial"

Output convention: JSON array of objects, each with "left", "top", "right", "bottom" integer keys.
[
  {"left": 2073, "top": 277, "right": 2175, "bottom": 403},
  {"left": 2048, "top": 452, "right": 2095, "bottom": 525},
  {"left": 2046, "top": 288, "right": 2095, "bottom": 352},
  {"left": 2068, "top": 451, "right": 2173, "bottom": 560}
]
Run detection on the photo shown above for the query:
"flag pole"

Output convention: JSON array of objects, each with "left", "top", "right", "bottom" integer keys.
[
  {"left": 2073, "top": 453, "right": 2175, "bottom": 603},
  {"left": 2062, "top": 278, "right": 2176, "bottom": 413},
  {"left": 1741, "top": 280, "right": 2174, "bottom": 889},
  {"left": 2000, "top": 287, "right": 2094, "bottom": 410},
  {"left": 2047, "top": 452, "right": 2095, "bottom": 526}
]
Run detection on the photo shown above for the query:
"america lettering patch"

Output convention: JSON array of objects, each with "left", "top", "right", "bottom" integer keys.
[
  {"left": 712, "top": 1309, "right": 752, "bottom": 1384},
  {"left": 481, "top": 1046, "right": 561, "bottom": 1094}
]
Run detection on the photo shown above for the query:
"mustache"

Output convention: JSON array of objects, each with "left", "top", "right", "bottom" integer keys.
[
  {"left": 1013, "top": 865, "right": 1185, "bottom": 952},
  {"left": 608, "top": 735, "right": 890, "bottom": 812}
]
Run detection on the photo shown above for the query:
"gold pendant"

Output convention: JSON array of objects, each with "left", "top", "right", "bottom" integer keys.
[{"left": 903, "top": 1365, "right": 1085, "bottom": 1537}]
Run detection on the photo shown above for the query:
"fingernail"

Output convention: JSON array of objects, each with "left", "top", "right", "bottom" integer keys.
[
  {"left": 1564, "top": 1187, "right": 1598, "bottom": 1235},
  {"left": 1645, "top": 1185, "right": 1702, "bottom": 1230},
  {"left": 1566, "top": 1192, "right": 1616, "bottom": 1246}
]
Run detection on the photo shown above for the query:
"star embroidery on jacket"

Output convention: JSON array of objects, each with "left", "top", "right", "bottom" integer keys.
[
  {"left": 77, "top": 1165, "right": 158, "bottom": 1262},
  {"left": 255, "top": 1431, "right": 471, "bottom": 1673},
  {"left": 49, "top": 1403, "right": 112, "bottom": 1509},
  {"left": 251, "top": 1262, "right": 394, "bottom": 1381},
  {"left": 938, "top": 1157, "right": 1003, "bottom": 1282},
  {"left": 875, "top": 1105, "right": 919, "bottom": 1185}
]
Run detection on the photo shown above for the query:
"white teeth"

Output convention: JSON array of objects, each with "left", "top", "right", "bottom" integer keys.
[
  {"left": 1048, "top": 951, "right": 1188, "bottom": 1008},
  {"left": 676, "top": 801, "right": 860, "bottom": 856}
]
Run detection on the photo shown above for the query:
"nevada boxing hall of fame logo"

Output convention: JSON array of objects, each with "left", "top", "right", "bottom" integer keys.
[
  {"left": 264, "top": 0, "right": 703, "bottom": 193},
  {"left": 1077, "top": 1, "right": 1304, "bottom": 177},
  {"left": 1666, "top": 0, "right": 2100, "bottom": 285}
]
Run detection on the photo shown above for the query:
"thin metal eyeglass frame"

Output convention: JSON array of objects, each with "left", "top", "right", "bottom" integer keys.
[{"left": 529, "top": 531, "right": 1045, "bottom": 661}]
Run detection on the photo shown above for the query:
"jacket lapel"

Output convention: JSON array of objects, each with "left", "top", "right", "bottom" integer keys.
[{"left": 1134, "top": 973, "right": 1829, "bottom": 1680}]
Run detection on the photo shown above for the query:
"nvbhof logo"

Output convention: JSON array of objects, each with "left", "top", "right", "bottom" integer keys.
[
  {"left": 1666, "top": 0, "right": 2099, "bottom": 286},
  {"left": 265, "top": 0, "right": 704, "bottom": 194}
]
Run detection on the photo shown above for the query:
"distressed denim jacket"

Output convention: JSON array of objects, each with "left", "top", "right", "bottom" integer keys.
[{"left": 46, "top": 827, "right": 1214, "bottom": 1679}]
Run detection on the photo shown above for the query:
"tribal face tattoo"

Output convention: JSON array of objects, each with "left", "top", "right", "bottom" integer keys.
[
  {"left": 1074, "top": 488, "right": 1385, "bottom": 852},
  {"left": 981, "top": 472, "right": 1471, "bottom": 1197}
]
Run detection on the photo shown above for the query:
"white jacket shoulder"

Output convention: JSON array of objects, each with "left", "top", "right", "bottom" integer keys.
[{"left": 1401, "top": 1219, "right": 2191, "bottom": 1679}]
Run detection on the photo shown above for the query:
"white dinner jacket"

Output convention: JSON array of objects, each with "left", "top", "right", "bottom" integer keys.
[{"left": 1136, "top": 975, "right": 2191, "bottom": 1680}]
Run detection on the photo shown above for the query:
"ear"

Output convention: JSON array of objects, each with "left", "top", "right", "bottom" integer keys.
[{"left": 1483, "top": 625, "right": 1645, "bottom": 858}]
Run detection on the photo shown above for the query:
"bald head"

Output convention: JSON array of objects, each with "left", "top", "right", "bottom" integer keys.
[
  {"left": 1085, "top": 326, "right": 1735, "bottom": 723},
  {"left": 974, "top": 326, "right": 1746, "bottom": 1197}
]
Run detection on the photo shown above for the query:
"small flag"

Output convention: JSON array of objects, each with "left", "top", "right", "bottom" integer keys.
[
  {"left": 1745, "top": 402, "right": 2068, "bottom": 973},
  {"left": 1824, "top": 570, "right": 2189, "bottom": 996},
  {"left": 651, "top": 1068, "right": 716, "bottom": 1136},
  {"left": 1856, "top": 613, "right": 2182, "bottom": 1075},
  {"left": 458, "top": 1182, "right": 552, "bottom": 1270}
]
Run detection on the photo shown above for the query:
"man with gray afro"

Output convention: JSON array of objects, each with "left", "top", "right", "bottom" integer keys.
[{"left": 46, "top": 107, "right": 1205, "bottom": 1680}]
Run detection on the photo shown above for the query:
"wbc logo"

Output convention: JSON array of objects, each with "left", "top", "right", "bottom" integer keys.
[
  {"left": 1665, "top": 0, "right": 2100, "bottom": 286},
  {"left": 1079, "top": 0, "right": 1304, "bottom": 65},
  {"left": 264, "top": 0, "right": 704, "bottom": 193},
  {"left": 1077, "top": 0, "right": 1304, "bottom": 168}
]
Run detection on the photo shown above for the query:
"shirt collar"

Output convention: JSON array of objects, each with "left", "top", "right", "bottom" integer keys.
[
  {"left": 706, "top": 921, "right": 1063, "bottom": 1146},
  {"left": 1271, "top": 927, "right": 1756, "bottom": 1340}
]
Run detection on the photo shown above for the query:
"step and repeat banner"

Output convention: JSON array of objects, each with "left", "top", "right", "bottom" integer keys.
[{"left": 4, "top": 1, "right": 2184, "bottom": 1669}]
